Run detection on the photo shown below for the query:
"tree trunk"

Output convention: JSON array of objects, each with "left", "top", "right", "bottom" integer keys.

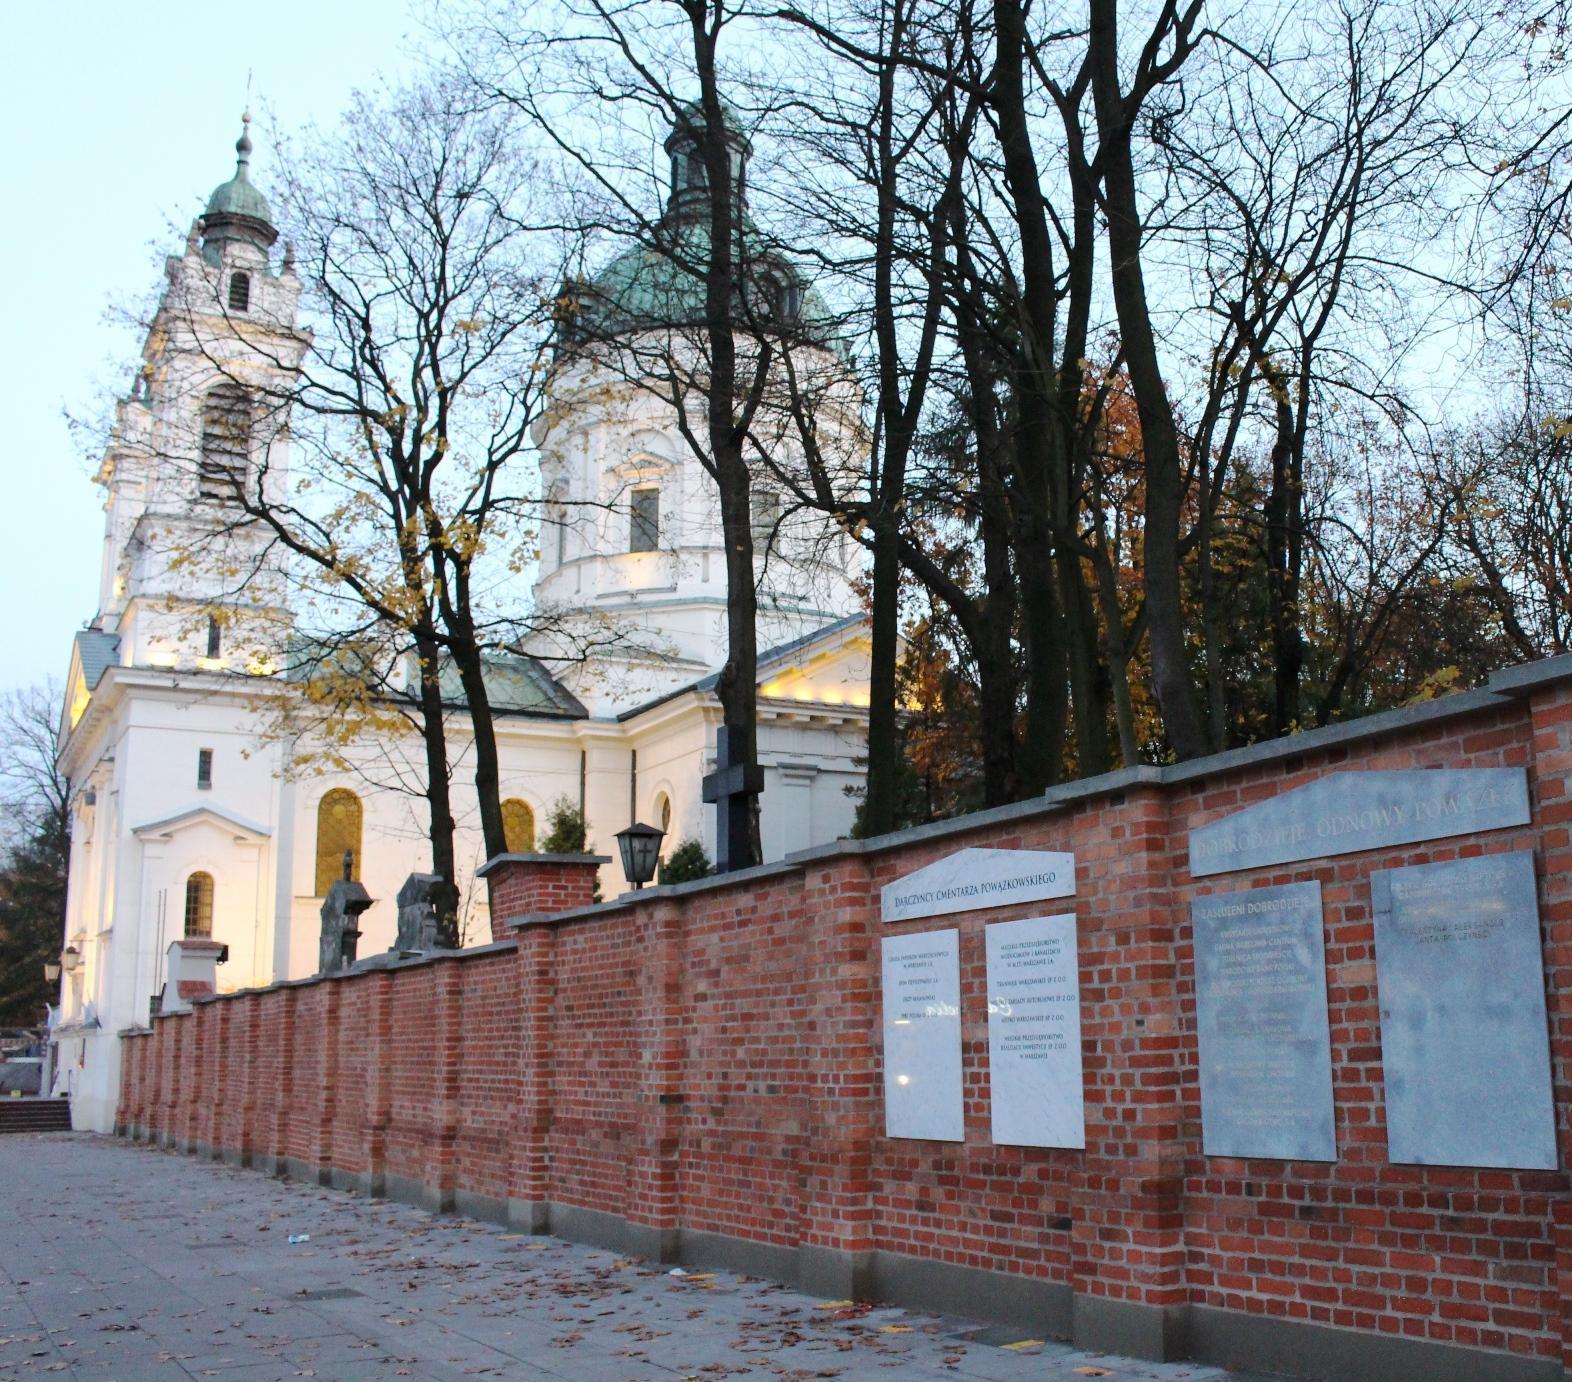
[
  {"left": 862, "top": 514, "right": 903, "bottom": 834},
  {"left": 445, "top": 626, "right": 507, "bottom": 861},
  {"left": 1088, "top": 0, "right": 1208, "bottom": 760},
  {"left": 412, "top": 629, "right": 458, "bottom": 892}
]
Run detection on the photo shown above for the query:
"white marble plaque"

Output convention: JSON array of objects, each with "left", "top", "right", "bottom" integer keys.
[
  {"left": 985, "top": 915, "right": 1084, "bottom": 1148},
  {"left": 1373, "top": 851, "right": 1556, "bottom": 1170},
  {"left": 882, "top": 847, "right": 1076, "bottom": 923},
  {"left": 881, "top": 930, "right": 964, "bottom": 1141},
  {"left": 1193, "top": 882, "right": 1336, "bottom": 1161},
  {"left": 1189, "top": 769, "right": 1530, "bottom": 877}
]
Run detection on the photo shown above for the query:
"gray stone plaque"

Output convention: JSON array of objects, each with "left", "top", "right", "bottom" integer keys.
[
  {"left": 1373, "top": 850, "right": 1556, "bottom": 1170},
  {"left": 881, "top": 930, "right": 964, "bottom": 1141},
  {"left": 985, "top": 915, "right": 1084, "bottom": 1149},
  {"left": 1192, "top": 882, "right": 1336, "bottom": 1161},
  {"left": 1189, "top": 769, "right": 1529, "bottom": 877},
  {"left": 883, "top": 847, "right": 1075, "bottom": 923}
]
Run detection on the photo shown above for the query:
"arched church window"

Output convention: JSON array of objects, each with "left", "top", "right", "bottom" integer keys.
[
  {"left": 314, "top": 789, "right": 363, "bottom": 896},
  {"left": 184, "top": 872, "right": 214, "bottom": 937},
  {"left": 656, "top": 793, "right": 672, "bottom": 836},
  {"left": 199, "top": 385, "right": 251, "bottom": 502},
  {"left": 629, "top": 488, "right": 660, "bottom": 552},
  {"left": 502, "top": 798, "right": 535, "bottom": 853},
  {"left": 227, "top": 271, "right": 251, "bottom": 313}
]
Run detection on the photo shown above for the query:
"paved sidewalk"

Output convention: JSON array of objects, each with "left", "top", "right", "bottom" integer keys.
[{"left": 0, "top": 1135, "right": 1268, "bottom": 1381}]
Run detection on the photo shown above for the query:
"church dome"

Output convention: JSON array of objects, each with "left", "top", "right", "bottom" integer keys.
[
  {"left": 200, "top": 115, "right": 278, "bottom": 256},
  {"left": 567, "top": 105, "right": 839, "bottom": 348}
]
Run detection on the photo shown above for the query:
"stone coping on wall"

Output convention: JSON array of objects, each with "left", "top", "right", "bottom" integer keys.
[
  {"left": 475, "top": 851, "right": 612, "bottom": 877},
  {"left": 504, "top": 651, "right": 1572, "bottom": 931},
  {"left": 117, "top": 938, "right": 524, "bottom": 1030}
]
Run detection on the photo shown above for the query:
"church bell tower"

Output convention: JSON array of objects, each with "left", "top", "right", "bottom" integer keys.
[{"left": 91, "top": 116, "right": 308, "bottom": 676}]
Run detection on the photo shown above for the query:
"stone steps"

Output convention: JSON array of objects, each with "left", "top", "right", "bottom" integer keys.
[{"left": 0, "top": 1099, "right": 72, "bottom": 1134}]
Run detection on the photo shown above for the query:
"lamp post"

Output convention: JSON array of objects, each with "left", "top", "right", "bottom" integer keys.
[{"left": 615, "top": 821, "right": 666, "bottom": 891}]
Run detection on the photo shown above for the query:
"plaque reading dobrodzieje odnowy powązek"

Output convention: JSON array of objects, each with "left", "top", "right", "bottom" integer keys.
[
  {"left": 1192, "top": 882, "right": 1336, "bottom": 1161},
  {"left": 882, "top": 847, "right": 1075, "bottom": 924},
  {"left": 881, "top": 929, "right": 964, "bottom": 1141},
  {"left": 1188, "top": 769, "right": 1530, "bottom": 877},
  {"left": 985, "top": 915, "right": 1084, "bottom": 1148},
  {"left": 1372, "top": 850, "right": 1556, "bottom": 1170}
]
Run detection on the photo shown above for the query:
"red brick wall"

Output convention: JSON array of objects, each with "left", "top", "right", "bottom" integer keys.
[{"left": 118, "top": 671, "right": 1572, "bottom": 1372}]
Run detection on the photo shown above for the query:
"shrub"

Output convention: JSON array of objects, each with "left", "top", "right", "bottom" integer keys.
[
  {"left": 657, "top": 837, "right": 712, "bottom": 884},
  {"left": 540, "top": 797, "right": 590, "bottom": 853}
]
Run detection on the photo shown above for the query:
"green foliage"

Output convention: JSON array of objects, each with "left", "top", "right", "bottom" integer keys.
[
  {"left": 657, "top": 838, "right": 712, "bottom": 884},
  {"left": 540, "top": 796, "right": 590, "bottom": 853},
  {"left": 0, "top": 812, "right": 67, "bottom": 1027}
]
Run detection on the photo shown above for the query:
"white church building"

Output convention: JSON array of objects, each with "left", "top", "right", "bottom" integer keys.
[{"left": 53, "top": 116, "right": 873, "bottom": 1132}]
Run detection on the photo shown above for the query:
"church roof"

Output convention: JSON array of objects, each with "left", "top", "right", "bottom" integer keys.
[
  {"left": 73, "top": 629, "right": 120, "bottom": 691},
  {"left": 200, "top": 115, "right": 277, "bottom": 250},
  {"left": 575, "top": 223, "right": 840, "bottom": 345},
  {"left": 435, "top": 653, "right": 586, "bottom": 718},
  {"left": 285, "top": 637, "right": 585, "bottom": 719},
  {"left": 568, "top": 106, "right": 840, "bottom": 348},
  {"left": 617, "top": 613, "right": 867, "bottom": 721}
]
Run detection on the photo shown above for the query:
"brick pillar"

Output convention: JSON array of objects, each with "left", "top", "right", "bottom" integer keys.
[
  {"left": 1071, "top": 784, "right": 1188, "bottom": 1362},
  {"left": 233, "top": 1000, "right": 257, "bottom": 1167},
  {"left": 1528, "top": 680, "right": 1572, "bottom": 1369},
  {"left": 425, "top": 961, "right": 464, "bottom": 1212},
  {"left": 627, "top": 896, "right": 685, "bottom": 1261},
  {"left": 201, "top": 1000, "right": 228, "bottom": 1158},
  {"left": 177, "top": 1013, "right": 204, "bottom": 1152},
  {"left": 477, "top": 853, "right": 609, "bottom": 940},
  {"left": 270, "top": 987, "right": 297, "bottom": 1175},
  {"left": 509, "top": 920, "right": 556, "bottom": 1231},
  {"left": 797, "top": 853, "right": 879, "bottom": 1298},
  {"left": 314, "top": 982, "right": 342, "bottom": 1185},
  {"left": 146, "top": 1024, "right": 167, "bottom": 1144},
  {"left": 366, "top": 971, "right": 393, "bottom": 1197}
]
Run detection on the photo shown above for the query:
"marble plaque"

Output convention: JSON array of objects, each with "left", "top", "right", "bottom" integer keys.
[
  {"left": 881, "top": 929, "right": 964, "bottom": 1141},
  {"left": 883, "top": 847, "right": 1076, "bottom": 923},
  {"left": 1373, "top": 851, "right": 1556, "bottom": 1170},
  {"left": 985, "top": 915, "right": 1084, "bottom": 1148},
  {"left": 1190, "top": 769, "right": 1529, "bottom": 877},
  {"left": 1192, "top": 882, "right": 1336, "bottom": 1161}
]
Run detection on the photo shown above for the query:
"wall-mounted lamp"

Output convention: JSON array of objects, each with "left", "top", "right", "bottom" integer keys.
[
  {"left": 43, "top": 961, "right": 60, "bottom": 984},
  {"left": 61, "top": 946, "right": 81, "bottom": 976},
  {"left": 615, "top": 821, "right": 666, "bottom": 891}
]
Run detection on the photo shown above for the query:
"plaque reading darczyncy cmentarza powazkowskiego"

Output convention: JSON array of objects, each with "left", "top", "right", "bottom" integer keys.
[
  {"left": 1372, "top": 850, "right": 1556, "bottom": 1170},
  {"left": 1188, "top": 769, "right": 1529, "bottom": 877},
  {"left": 985, "top": 914, "right": 1084, "bottom": 1148},
  {"left": 1192, "top": 882, "right": 1336, "bottom": 1161},
  {"left": 881, "top": 847, "right": 1076, "bottom": 924},
  {"left": 881, "top": 929, "right": 964, "bottom": 1141}
]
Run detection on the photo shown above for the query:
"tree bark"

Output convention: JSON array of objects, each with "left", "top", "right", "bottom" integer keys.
[{"left": 1087, "top": 0, "right": 1209, "bottom": 760}]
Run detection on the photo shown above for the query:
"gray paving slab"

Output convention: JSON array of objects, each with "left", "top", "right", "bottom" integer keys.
[{"left": 0, "top": 1133, "right": 1277, "bottom": 1381}]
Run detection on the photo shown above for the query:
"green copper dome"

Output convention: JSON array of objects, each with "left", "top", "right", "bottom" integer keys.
[
  {"left": 200, "top": 115, "right": 278, "bottom": 257},
  {"left": 570, "top": 107, "right": 840, "bottom": 349}
]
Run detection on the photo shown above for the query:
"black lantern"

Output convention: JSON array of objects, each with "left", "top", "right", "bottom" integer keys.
[
  {"left": 60, "top": 946, "right": 81, "bottom": 976},
  {"left": 43, "top": 960, "right": 60, "bottom": 983},
  {"left": 615, "top": 821, "right": 666, "bottom": 890}
]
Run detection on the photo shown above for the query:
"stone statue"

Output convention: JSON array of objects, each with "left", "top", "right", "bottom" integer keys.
[
  {"left": 393, "top": 873, "right": 460, "bottom": 953},
  {"left": 318, "top": 852, "right": 373, "bottom": 975}
]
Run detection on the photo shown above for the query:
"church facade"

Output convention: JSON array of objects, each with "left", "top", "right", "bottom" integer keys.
[{"left": 53, "top": 117, "right": 872, "bottom": 1133}]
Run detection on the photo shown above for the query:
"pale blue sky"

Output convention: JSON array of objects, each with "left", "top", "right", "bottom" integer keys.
[{"left": 0, "top": 2, "right": 420, "bottom": 696}]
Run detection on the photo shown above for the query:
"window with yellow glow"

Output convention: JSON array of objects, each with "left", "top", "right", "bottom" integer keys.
[
  {"left": 184, "top": 872, "right": 214, "bottom": 937},
  {"left": 502, "top": 798, "right": 535, "bottom": 853},
  {"left": 314, "top": 789, "right": 363, "bottom": 896}
]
